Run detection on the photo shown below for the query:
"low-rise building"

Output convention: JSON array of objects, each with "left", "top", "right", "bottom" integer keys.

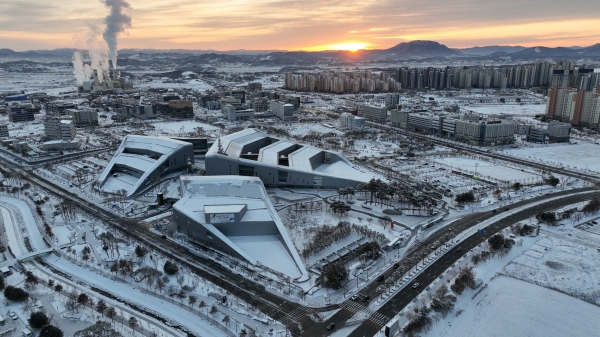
[
  {"left": 0, "top": 124, "right": 8, "bottom": 138},
  {"left": 526, "top": 127, "right": 547, "bottom": 143},
  {"left": 168, "top": 100, "right": 194, "bottom": 119},
  {"left": 222, "top": 104, "right": 255, "bottom": 121},
  {"left": 358, "top": 104, "right": 387, "bottom": 123},
  {"left": 44, "top": 116, "right": 76, "bottom": 141},
  {"left": 455, "top": 120, "right": 516, "bottom": 146},
  {"left": 67, "top": 108, "right": 99, "bottom": 127},
  {"left": 547, "top": 121, "right": 571, "bottom": 143},
  {"left": 339, "top": 113, "right": 366, "bottom": 130},
  {"left": 172, "top": 176, "right": 308, "bottom": 280},
  {"left": 270, "top": 101, "right": 295, "bottom": 121},
  {"left": 7, "top": 104, "right": 35, "bottom": 122},
  {"left": 390, "top": 109, "right": 408, "bottom": 128}
]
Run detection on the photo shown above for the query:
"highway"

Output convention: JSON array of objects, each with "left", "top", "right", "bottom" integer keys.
[{"left": 1, "top": 142, "right": 598, "bottom": 336}]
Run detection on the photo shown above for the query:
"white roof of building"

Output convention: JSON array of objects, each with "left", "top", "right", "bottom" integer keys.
[
  {"left": 207, "top": 128, "right": 372, "bottom": 182},
  {"left": 122, "top": 135, "right": 190, "bottom": 155},
  {"left": 114, "top": 153, "right": 157, "bottom": 172},
  {"left": 98, "top": 135, "right": 191, "bottom": 196},
  {"left": 258, "top": 140, "right": 296, "bottom": 165},
  {"left": 174, "top": 176, "right": 308, "bottom": 279},
  {"left": 288, "top": 147, "right": 321, "bottom": 171}
]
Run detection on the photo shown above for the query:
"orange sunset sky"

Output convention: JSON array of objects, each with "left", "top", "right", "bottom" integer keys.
[{"left": 1, "top": 0, "right": 599, "bottom": 51}]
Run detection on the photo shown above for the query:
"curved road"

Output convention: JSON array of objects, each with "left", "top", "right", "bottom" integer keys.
[
  {"left": 1, "top": 152, "right": 598, "bottom": 336},
  {"left": 313, "top": 189, "right": 600, "bottom": 337}
]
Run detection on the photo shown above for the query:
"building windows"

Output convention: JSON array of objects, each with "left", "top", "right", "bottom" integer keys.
[
  {"left": 278, "top": 170, "right": 288, "bottom": 183},
  {"left": 239, "top": 165, "right": 255, "bottom": 176}
]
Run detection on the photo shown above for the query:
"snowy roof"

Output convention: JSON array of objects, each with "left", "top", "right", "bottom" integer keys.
[
  {"left": 258, "top": 140, "right": 296, "bottom": 165},
  {"left": 204, "top": 205, "right": 245, "bottom": 214},
  {"left": 114, "top": 154, "right": 157, "bottom": 172},
  {"left": 174, "top": 176, "right": 308, "bottom": 279},
  {"left": 206, "top": 128, "right": 373, "bottom": 183},
  {"left": 122, "top": 135, "right": 190, "bottom": 155},
  {"left": 288, "top": 147, "right": 322, "bottom": 171},
  {"left": 98, "top": 135, "right": 192, "bottom": 196}
]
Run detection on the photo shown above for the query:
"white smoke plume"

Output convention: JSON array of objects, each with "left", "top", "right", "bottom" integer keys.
[
  {"left": 72, "top": 51, "right": 93, "bottom": 85},
  {"left": 101, "top": 0, "right": 132, "bottom": 70},
  {"left": 71, "top": 24, "right": 111, "bottom": 85}
]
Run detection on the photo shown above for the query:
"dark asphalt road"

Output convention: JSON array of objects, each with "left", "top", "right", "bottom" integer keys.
[{"left": 331, "top": 190, "right": 600, "bottom": 337}]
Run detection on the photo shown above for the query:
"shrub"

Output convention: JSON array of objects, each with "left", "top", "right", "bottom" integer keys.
[
  {"left": 4, "top": 285, "right": 29, "bottom": 302},
  {"left": 455, "top": 192, "right": 475, "bottom": 203},
  {"left": 318, "top": 263, "right": 348, "bottom": 290},
  {"left": 163, "top": 261, "right": 179, "bottom": 275},
  {"left": 39, "top": 325, "right": 63, "bottom": 337},
  {"left": 29, "top": 311, "right": 50, "bottom": 329}
]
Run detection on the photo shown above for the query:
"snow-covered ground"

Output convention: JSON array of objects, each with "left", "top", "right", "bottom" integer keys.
[
  {"left": 464, "top": 103, "right": 546, "bottom": 116},
  {"left": 417, "top": 223, "right": 600, "bottom": 337},
  {"left": 510, "top": 143, "right": 600, "bottom": 173},
  {"left": 424, "top": 276, "right": 600, "bottom": 337},
  {"left": 434, "top": 157, "right": 539, "bottom": 182}
]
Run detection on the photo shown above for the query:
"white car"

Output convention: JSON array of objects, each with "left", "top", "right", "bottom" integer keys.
[
  {"left": 350, "top": 294, "right": 359, "bottom": 301},
  {"left": 412, "top": 283, "right": 419, "bottom": 289},
  {"left": 9, "top": 311, "right": 17, "bottom": 320}
]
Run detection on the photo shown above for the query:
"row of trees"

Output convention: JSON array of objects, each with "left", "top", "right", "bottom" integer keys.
[{"left": 301, "top": 222, "right": 352, "bottom": 260}]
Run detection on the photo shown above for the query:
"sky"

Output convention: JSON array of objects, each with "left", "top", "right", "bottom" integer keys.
[{"left": 1, "top": 0, "right": 600, "bottom": 52}]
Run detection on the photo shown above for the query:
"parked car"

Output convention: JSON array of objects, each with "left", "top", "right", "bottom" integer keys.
[
  {"left": 393, "top": 263, "right": 400, "bottom": 268},
  {"left": 9, "top": 311, "right": 17, "bottom": 320}
]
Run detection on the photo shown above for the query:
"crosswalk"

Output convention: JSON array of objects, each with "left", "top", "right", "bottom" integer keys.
[{"left": 340, "top": 300, "right": 389, "bottom": 327}]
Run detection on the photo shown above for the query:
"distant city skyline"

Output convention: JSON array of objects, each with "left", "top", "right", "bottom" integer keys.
[{"left": 1, "top": 0, "right": 599, "bottom": 52}]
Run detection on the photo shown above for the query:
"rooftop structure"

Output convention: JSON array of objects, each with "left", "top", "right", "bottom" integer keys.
[
  {"left": 173, "top": 176, "right": 308, "bottom": 280},
  {"left": 205, "top": 129, "right": 373, "bottom": 188},
  {"left": 98, "top": 136, "right": 194, "bottom": 197}
]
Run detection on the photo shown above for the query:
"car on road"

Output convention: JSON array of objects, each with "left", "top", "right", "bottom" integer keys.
[
  {"left": 393, "top": 262, "right": 399, "bottom": 268},
  {"left": 456, "top": 247, "right": 463, "bottom": 253},
  {"left": 351, "top": 294, "right": 359, "bottom": 301},
  {"left": 326, "top": 323, "right": 335, "bottom": 330},
  {"left": 412, "top": 283, "right": 419, "bottom": 289},
  {"left": 504, "top": 207, "right": 510, "bottom": 211},
  {"left": 362, "top": 295, "right": 370, "bottom": 302},
  {"left": 377, "top": 275, "right": 385, "bottom": 282},
  {"left": 448, "top": 227, "right": 453, "bottom": 231},
  {"left": 8, "top": 311, "right": 17, "bottom": 320}
]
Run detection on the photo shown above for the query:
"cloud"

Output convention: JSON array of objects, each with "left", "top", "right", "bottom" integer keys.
[{"left": 1, "top": 0, "right": 600, "bottom": 51}]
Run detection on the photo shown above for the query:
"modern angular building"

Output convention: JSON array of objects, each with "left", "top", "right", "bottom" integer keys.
[
  {"left": 98, "top": 136, "right": 194, "bottom": 196},
  {"left": 173, "top": 176, "right": 309, "bottom": 280},
  {"left": 205, "top": 129, "right": 373, "bottom": 188}
]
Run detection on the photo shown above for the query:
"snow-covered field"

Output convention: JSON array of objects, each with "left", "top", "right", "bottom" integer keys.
[
  {"left": 419, "top": 229, "right": 600, "bottom": 337},
  {"left": 503, "top": 235, "right": 600, "bottom": 304},
  {"left": 510, "top": 143, "right": 600, "bottom": 173},
  {"left": 435, "top": 157, "right": 539, "bottom": 182},
  {"left": 425, "top": 276, "right": 600, "bottom": 337},
  {"left": 465, "top": 103, "right": 546, "bottom": 116}
]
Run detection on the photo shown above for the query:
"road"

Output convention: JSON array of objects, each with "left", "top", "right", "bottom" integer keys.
[
  {"left": 367, "top": 122, "right": 599, "bottom": 183},
  {"left": 1, "top": 143, "right": 598, "bottom": 336},
  {"left": 318, "top": 190, "right": 600, "bottom": 337}
]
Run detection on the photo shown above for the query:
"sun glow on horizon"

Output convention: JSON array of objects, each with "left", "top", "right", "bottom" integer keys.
[{"left": 304, "top": 42, "right": 371, "bottom": 52}]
